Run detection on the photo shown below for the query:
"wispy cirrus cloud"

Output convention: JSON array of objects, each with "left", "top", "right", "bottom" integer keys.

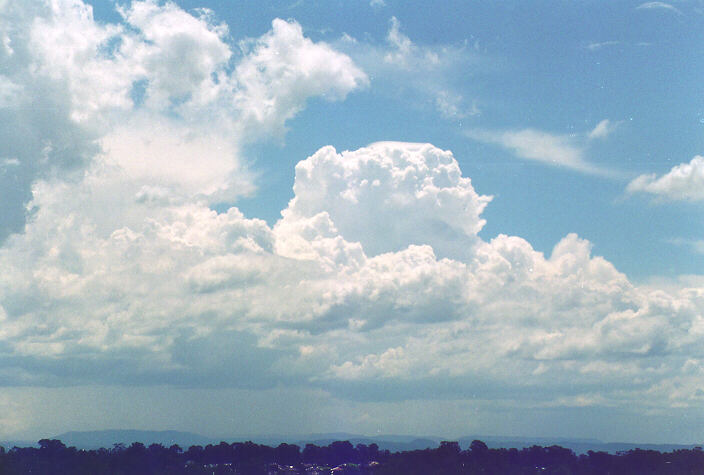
[
  {"left": 338, "top": 17, "right": 481, "bottom": 120},
  {"left": 466, "top": 125, "right": 621, "bottom": 177},
  {"left": 636, "top": 2, "right": 682, "bottom": 14},
  {"left": 586, "top": 41, "right": 620, "bottom": 51}
]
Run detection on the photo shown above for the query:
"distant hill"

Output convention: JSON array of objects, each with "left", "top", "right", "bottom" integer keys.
[
  {"left": 51, "top": 430, "right": 218, "bottom": 450},
  {"left": 297, "top": 433, "right": 440, "bottom": 453},
  {"left": 2, "top": 429, "right": 699, "bottom": 455},
  {"left": 0, "top": 440, "right": 36, "bottom": 450}
]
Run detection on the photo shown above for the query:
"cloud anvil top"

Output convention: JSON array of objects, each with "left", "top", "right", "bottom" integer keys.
[{"left": 0, "top": 0, "right": 702, "bottom": 443}]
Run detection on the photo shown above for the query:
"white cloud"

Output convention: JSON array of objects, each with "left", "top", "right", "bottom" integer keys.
[
  {"left": 99, "top": 116, "right": 254, "bottom": 202},
  {"left": 467, "top": 128, "right": 616, "bottom": 176},
  {"left": 233, "top": 18, "right": 368, "bottom": 139},
  {"left": 588, "top": 119, "right": 619, "bottom": 140},
  {"left": 636, "top": 1, "right": 682, "bottom": 14},
  {"left": 627, "top": 156, "right": 704, "bottom": 201},
  {"left": 1, "top": 136, "right": 703, "bottom": 420},
  {"left": 28, "top": 0, "right": 134, "bottom": 122},
  {"left": 0, "top": 0, "right": 367, "bottom": 239},
  {"left": 369, "top": 0, "right": 386, "bottom": 7},
  {"left": 0, "top": 0, "right": 373, "bottom": 399},
  {"left": 117, "top": 0, "right": 232, "bottom": 111},
  {"left": 384, "top": 17, "right": 423, "bottom": 67},
  {"left": 586, "top": 41, "right": 620, "bottom": 51},
  {"left": 276, "top": 142, "right": 491, "bottom": 261}
]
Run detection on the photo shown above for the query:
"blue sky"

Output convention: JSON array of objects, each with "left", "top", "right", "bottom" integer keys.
[{"left": 1, "top": 0, "right": 704, "bottom": 444}]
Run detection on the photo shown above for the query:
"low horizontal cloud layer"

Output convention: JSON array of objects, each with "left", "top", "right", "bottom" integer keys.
[
  {"left": 3, "top": 134, "right": 704, "bottom": 412},
  {"left": 0, "top": 0, "right": 703, "bottom": 438}
]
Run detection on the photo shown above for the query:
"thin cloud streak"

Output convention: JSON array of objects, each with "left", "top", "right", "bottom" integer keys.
[
  {"left": 636, "top": 2, "right": 682, "bottom": 14},
  {"left": 466, "top": 128, "right": 623, "bottom": 178},
  {"left": 586, "top": 41, "right": 620, "bottom": 51},
  {"left": 588, "top": 119, "right": 619, "bottom": 140}
]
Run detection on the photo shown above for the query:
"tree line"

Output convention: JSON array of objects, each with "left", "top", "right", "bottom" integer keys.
[{"left": 0, "top": 438, "right": 703, "bottom": 474}]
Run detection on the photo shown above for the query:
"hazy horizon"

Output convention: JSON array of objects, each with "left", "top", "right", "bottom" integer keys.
[{"left": 7, "top": 427, "right": 702, "bottom": 449}]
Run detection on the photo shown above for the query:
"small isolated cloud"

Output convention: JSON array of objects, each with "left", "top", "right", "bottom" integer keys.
[
  {"left": 588, "top": 119, "right": 619, "bottom": 140},
  {"left": 370, "top": 0, "right": 386, "bottom": 7},
  {"left": 467, "top": 128, "right": 615, "bottom": 177},
  {"left": 627, "top": 156, "right": 704, "bottom": 201},
  {"left": 636, "top": 2, "right": 682, "bottom": 14},
  {"left": 586, "top": 41, "right": 620, "bottom": 51}
]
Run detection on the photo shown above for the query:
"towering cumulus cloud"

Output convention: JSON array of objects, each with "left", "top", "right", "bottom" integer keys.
[
  {"left": 276, "top": 142, "right": 491, "bottom": 262},
  {"left": 0, "top": 0, "right": 703, "bottom": 438}
]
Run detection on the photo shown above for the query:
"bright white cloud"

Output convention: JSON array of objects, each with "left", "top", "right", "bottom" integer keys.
[
  {"left": 0, "top": 0, "right": 368, "bottom": 240},
  {"left": 233, "top": 18, "right": 368, "bottom": 138},
  {"left": 29, "top": 0, "right": 134, "bottom": 122},
  {"left": 276, "top": 142, "right": 491, "bottom": 261},
  {"left": 627, "top": 156, "right": 704, "bottom": 201}
]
